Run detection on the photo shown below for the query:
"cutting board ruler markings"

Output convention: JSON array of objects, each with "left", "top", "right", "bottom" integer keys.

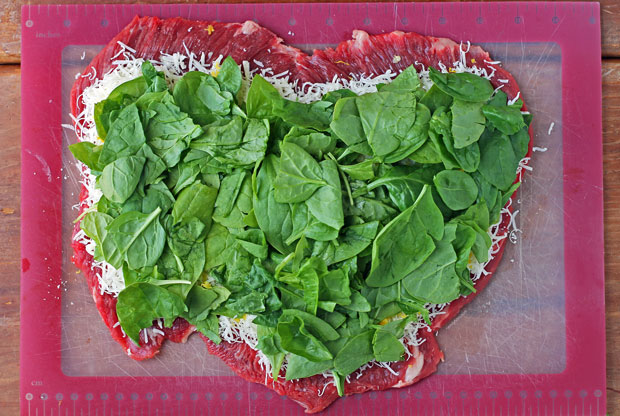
[
  {"left": 22, "top": 3, "right": 599, "bottom": 29},
  {"left": 20, "top": 391, "right": 605, "bottom": 416}
]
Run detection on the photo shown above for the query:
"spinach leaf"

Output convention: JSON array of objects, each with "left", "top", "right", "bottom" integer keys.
[
  {"left": 141, "top": 61, "right": 167, "bottom": 93},
  {"left": 252, "top": 155, "right": 294, "bottom": 254},
  {"left": 295, "top": 258, "right": 321, "bottom": 315},
  {"left": 346, "top": 196, "right": 398, "bottom": 224},
  {"left": 246, "top": 75, "right": 282, "bottom": 120},
  {"left": 397, "top": 299, "right": 431, "bottom": 325},
  {"left": 80, "top": 211, "right": 119, "bottom": 263},
  {"left": 80, "top": 211, "right": 112, "bottom": 247},
  {"left": 274, "top": 99, "right": 333, "bottom": 131},
  {"left": 306, "top": 159, "right": 344, "bottom": 231},
  {"left": 367, "top": 165, "right": 431, "bottom": 211},
  {"left": 193, "top": 313, "right": 222, "bottom": 344},
  {"left": 69, "top": 142, "right": 104, "bottom": 172},
  {"left": 366, "top": 186, "right": 443, "bottom": 287},
  {"left": 141, "top": 182, "right": 175, "bottom": 215},
  {"left": 285, "top": 354, "right": 333, "bottom": 381},
  {"left": 477, "top": 128, "right": 519, "bottom": 191},
  {"left": 429, "top": 107, "right": 480, "bottom": 172},
  {"left": 420, "top": 84, "right": 453, "bottom": 113},
  {"left": 433, "top": 169, "right": 479, "bottom": 210},
  {"left": 452, "top": 223, "right": 477, "bottom": 273},
  {"left": 330, "top": 97, "right": 372, "bottom": 155},
  {"left": 511, "top": 126, "right": 530, "bottom": 160},
  {"left": 173, "top": 71, "right": 231, "bottom": 125},
  {"left": 185, "top": 284, "right": 230, "bottom": 321},
  {"left": 232, "top": 118, "right": 270, "bottom": 165},
  {"left": 225, "top": 291, "right": 268, "bottom": 314},
  {"left": 322, "top": 89, "right": 357, "bottom": 103},
  {"left": 138, "top": 91, "right": 202, "bottom": 146},
  {"left": 312, "top": 221, "right": 379, "bottom": 265},
  {"left": 341, "top": 291, "right": 372, "bottom": 313},
  {"left": 135, "top": 144, "right": 167, "bottom": 187},
  {"left": 167, "top": 217, "right": 207, "bottom": 288},
  {"left": 428, "top": 67, "right": 494, "bottom": 103},
  {"left": 339, "top": 159, "right": 375, "bottom": 181},
  {"left": 274, "top": 142, "right": 326, "bottom": 203},
  {"left": 333, "top": 330, "right": 374, "bottom": 375},
  {"left": 453, "top": 203, "right": 492, "bottom": 263},
  {"left": 116, "top": 282, "right": 187, "bottom": 344},
  {"left": 401, "top": 223, "right": 460, "bottom": 304},
  {"left": 287, "top": 202, "right": 339, "bottom": 244},
  {"left": 172, "top": 182, "right": 218, "bottom": 229},
  {"left": 215, "top": 56, "right": 242, "bottom": 95},
  {"left": 204, "top": 223, "right": 236, "bottom": 270},
  {"left": 256, "top": 326, "right": 285, "bottom": 380},
  {"left": 225, "top": 261, "right": 281, "bottom": 316},
  {"left": 191, "top": 117, "right": 269, "bottom": 169},
  {"left": 408, "top": 140, "right": 443, "bottom": 164},
  {"left": 277, "top": 314, "right": 333, "bottom": 362},
  {"left": 94, "top": 76, "right": 147, "bottom": 140},
  {"left": 373, "top": 318, "right": 410, "bottom": 362},
  {"left": 319, "top": 268, "right": 352, "bottom": 306},
  {"left": 99, "top": 155, "right": 145, "bottom": 204},
  {"left": 232, "top": 229, "right": 269, "bottom": 260},
  {"left": 283, "top": 126, "right": 336, "bottom": 158},
  {"left": 451, "top": 99, "right": 485, "bottom": 148},
  {"left": 104, "top": 207, "right": 166, "bottom": 270},
  {"left": 212, "top": 170, "right": 249, "bottom": 228},
  {"left": 482, "top": 100, "right": 525, "bottom": 135},
  {"left": 280, "top": 309, "right": 339, "bottom": 341},
  {"left": 380, "top": 66, "right": 421, "bottom": 92},
  {"left": 356, "top": 91, "right": 428, "bottom": 163}
]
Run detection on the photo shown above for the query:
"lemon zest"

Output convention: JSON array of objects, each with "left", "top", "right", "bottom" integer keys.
[{"left": 211, "top": 62, "right": 221, "bottom": 77}]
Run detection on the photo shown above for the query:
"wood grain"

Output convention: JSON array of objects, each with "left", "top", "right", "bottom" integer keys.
[
  {"left": 2, "top": 0, "right": 619, "bottom": 63},
  {"left": 0, "top": 1, "right": 20, "bottom": 63},
  {"left": 603, "top": 59, "right": 620, "bottom": 414},
  {"left": 0, "top": 64, "right": 21, "bottom": 415}
]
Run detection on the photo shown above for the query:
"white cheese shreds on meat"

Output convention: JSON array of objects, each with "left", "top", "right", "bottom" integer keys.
[
  {"left": 548, "top": 122, "right": 555, "bottom": 135},
  {"left": 71, "top": 40, "right": 529, "bottom": 385}
]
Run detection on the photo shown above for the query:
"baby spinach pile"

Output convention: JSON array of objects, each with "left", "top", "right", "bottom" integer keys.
[{"left": 70, "top": 58, "right": 530, "bottom": 393}]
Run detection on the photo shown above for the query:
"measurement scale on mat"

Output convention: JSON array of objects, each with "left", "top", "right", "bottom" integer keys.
[{"left": 21, "top": 2, "right": 604, "bottom": 415}]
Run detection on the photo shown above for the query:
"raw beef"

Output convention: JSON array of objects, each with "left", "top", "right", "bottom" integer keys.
[
  {"left": 70, "top": 15, "right": 530, "bottom": 413},
  {"left": 200, "top": 328, "right": 442, "bottom": 413}
]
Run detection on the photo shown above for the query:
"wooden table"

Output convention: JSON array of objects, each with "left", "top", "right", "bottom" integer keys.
[{"left": 1, "top": 0, "right": 617, "bottom": 413}]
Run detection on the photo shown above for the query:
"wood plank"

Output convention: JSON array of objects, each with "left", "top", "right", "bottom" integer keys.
[
  {"left": 2, "top": 0, "right": 619, "bottom": 64},
  {"left": 601, "top": 0, "right": 620, "bottom": 57},
  {"left": 0, "top": 64, "right": 21, "bottom": 415},
  {"left": 0, "top": 0, "right": 20, "bottom": 63},
  {"left": 602, "top": 59, "right": 620, "bottom": 414}
]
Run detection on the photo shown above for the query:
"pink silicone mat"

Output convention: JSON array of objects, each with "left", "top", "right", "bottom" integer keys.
[{"left": 21, "top": 2, "right": 604, "bottom": 415}]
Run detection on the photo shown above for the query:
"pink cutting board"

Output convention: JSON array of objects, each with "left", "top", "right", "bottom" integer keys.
[{"left": 21, "top": 2, "right": 604, "bottom": 415}]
